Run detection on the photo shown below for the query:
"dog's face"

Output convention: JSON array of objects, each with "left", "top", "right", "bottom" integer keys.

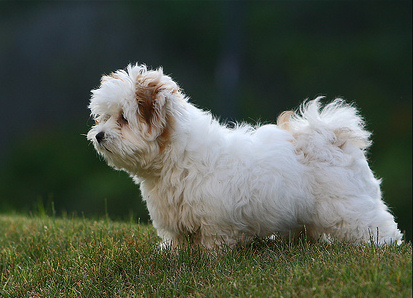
[{"left": 87, "top": 64, "right": 180, "bottom": 173}]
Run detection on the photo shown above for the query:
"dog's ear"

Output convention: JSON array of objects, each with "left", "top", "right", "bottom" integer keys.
[{"left": 135, "top": 71, "right": 176, "bottom": 141}]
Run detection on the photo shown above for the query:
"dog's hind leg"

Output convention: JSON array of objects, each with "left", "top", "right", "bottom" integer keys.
[{"left": 309, "top": 196, "right": 402, "bottom": 245}]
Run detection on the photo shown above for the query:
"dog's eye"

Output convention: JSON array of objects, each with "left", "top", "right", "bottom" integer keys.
[{"left": 95, "top": 114, "right": 111, "bottom": 125}]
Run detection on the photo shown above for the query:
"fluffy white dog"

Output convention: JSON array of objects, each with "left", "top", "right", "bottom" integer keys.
[{"left": 87, "top": 64, "right": 402, "bottom": 249}]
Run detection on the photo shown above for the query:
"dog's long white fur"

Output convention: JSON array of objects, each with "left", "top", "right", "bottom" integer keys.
[{"left": 87, "top": 64, "right": 402, "bottom": 248}]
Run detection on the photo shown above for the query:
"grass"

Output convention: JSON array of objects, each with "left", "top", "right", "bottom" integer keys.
[{"left": 0, "top": 214, "right": 411, "bottom": 297}]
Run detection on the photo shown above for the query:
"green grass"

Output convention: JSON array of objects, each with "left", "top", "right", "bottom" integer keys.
[{"left": 0, "top": 214, "right": 411, "bottom": 297}]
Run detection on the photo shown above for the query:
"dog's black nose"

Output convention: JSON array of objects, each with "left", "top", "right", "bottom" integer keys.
[{"left": 95, "top": 131, "right": 105, "bottom": 143}]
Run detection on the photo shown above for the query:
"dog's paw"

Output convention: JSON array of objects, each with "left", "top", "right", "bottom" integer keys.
[{"left": 156, "top": 240, "right": 173, "bottom": 252}]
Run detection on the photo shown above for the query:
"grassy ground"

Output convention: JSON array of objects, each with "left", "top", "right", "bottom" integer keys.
[{"left": 0, "top": 214, "right": 411, "bottom": 297}]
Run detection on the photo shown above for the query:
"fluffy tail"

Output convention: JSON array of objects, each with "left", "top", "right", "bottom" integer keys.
[{"left": 278, "top": 97, "right": 372, "bottom": 159}]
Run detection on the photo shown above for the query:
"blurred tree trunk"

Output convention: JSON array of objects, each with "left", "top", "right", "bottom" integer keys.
[{"left": 215, "top": 2, "right": 246, "bottom": 124}]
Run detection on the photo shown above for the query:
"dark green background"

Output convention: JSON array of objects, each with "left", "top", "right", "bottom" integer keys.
[{"left": 0, "top": 2, "right": 411, "bottom": 241}]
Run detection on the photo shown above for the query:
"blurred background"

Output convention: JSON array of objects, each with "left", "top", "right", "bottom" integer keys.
[{"left": 0, "top": 2, "right": 411, "bottom": 241}]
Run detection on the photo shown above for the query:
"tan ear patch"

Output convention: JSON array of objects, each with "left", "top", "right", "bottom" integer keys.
[
  {"left": 157, "top": 115, "right": 175, "bottom": 152},
  {"left": 134, "top": 73, "right": 176, "bottom": 147},
  {"left": 135, "top": 75, "right": 164, "bottom": 128},
  {"left": 136, "top": 88, "right": 156, "bottom": 127}
]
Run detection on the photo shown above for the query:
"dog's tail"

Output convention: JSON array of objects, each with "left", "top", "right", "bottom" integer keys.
[{"left": 278, "top": 97, "right": 372, "bottom": 159}]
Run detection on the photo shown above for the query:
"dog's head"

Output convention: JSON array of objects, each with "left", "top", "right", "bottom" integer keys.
[{"left": 87, "top": 64, "right": 181, "bottom": 173}]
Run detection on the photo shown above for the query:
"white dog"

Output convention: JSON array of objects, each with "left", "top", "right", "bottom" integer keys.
[{"left": 87, "top": 64, "right": 402, "bottom": 248}]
